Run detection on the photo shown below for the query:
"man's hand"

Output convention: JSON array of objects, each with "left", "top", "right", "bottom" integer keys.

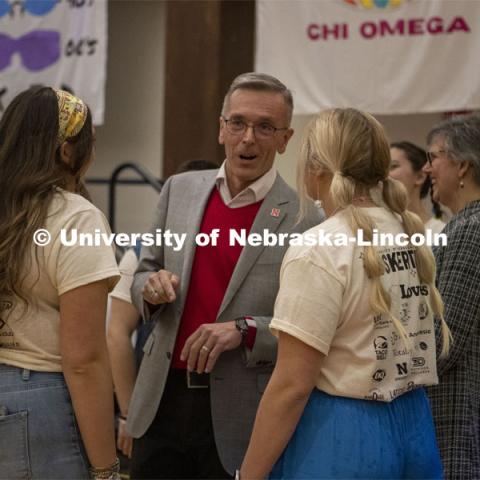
[
  {"left": 142, "top": 269, "right": 180, "bottom": 305},
  {"left": 180, "top": 322, "right": 242, "bottom": 373}
]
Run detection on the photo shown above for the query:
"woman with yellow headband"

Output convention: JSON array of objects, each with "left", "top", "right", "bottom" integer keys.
[{"left": 0, "top": 87, "right": 121, "bottom": 479}]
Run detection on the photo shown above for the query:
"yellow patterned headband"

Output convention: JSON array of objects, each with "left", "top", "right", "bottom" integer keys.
[{"left": 54, "top": 89, "right": 88, "bottom": 145}]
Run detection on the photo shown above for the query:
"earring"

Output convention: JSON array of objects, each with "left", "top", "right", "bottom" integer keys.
[
  {"left": 460, "top": 179, "right": 465, "bottom": 189},
  {"left": 315, "top": 183, "right": 323, "bottom": 208}
]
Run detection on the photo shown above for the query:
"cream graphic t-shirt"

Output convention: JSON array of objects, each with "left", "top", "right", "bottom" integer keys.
[
  {"left": 0, "top": 190, "right": 119, "bottom": 372},
  {"left": 270, "top": 208, "right": 438, "bottom": 402}
]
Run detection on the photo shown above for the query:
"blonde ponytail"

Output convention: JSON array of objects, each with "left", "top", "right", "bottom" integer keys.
[{"left": 382, "top": 178, "right": 451, "bottom": 357}]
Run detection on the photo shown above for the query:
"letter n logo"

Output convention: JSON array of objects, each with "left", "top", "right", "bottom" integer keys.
[{"left": 396, "top": 362, "right": 408, "bottom": 375}]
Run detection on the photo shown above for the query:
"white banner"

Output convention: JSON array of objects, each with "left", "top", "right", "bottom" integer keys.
[
  {"left": 255, "top": 0, "right": 480, "bottom": 115},
  {"left": 0, "top": 0, "right": 107, "bottom": 123}
]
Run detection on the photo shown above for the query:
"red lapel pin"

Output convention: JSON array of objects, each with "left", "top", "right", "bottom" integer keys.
[{"left": 270, "top": 208, "right": 280, "bottom": 217}]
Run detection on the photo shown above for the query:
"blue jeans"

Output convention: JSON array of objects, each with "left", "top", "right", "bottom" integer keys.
[
  {"left": 270, "top": 387, "right": 443, "bottom": 479},
  {"left": 0, "top": 364, "right": 89, "bottom": 479}
]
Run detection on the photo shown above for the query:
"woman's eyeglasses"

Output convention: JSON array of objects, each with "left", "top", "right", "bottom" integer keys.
[{"left": 426, "top": 149, "right": 447, "bottom": 165}]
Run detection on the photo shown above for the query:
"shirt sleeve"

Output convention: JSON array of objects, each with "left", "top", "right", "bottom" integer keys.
[
  {"left": 270, "top": 254, "right": 344, "bottom": 355},
  {"left": 110, "top": 249, "right": 139, "bottom": 304},
  {"left": 54, "top": 208, "right": 120, "bottom": 295}
]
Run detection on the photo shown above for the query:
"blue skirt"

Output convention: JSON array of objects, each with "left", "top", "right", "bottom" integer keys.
[{"left": 270, "top": 388, "right": 443, "bottom": 479}]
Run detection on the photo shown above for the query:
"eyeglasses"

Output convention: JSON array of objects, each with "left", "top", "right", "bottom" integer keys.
[
  {"left": 426, "top": 149, "right": 447, "bottom": 165},
  {"left": 222, "top": 116, "right": 288, "bottom": 138},
  {"left": 0, "top": 30, "right": 60, "bottom": 72},
  {"left": 0, "top": 0, "right": 59, "bottom": 17}
]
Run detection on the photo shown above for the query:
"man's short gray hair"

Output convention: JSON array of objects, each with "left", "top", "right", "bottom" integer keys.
[
  {"left": 221, "top": 72, "right": 294, "bottom": 125},
  {"left": 427, "top": 113, "right": 480, "bottom": 185}
]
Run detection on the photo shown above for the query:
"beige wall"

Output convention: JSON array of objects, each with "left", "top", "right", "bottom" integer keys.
[
  {"left": 88, "top": 0, "right": 166, "bottom": 235},
  {"left": 276, "top": 112, "right": 443, "bottom": 188}
]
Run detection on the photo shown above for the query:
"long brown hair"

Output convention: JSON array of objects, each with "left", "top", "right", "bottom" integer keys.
[{"left": 0, "top": 86, "right": 93, "bottom": 305}]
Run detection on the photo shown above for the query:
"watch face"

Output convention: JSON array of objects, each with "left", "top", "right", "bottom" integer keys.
[{"left": 236, "top": 318, "right": 248, "bottom": 334}]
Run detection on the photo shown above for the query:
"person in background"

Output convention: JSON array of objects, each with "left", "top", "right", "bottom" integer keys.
[
  {"left": 107, "top": 159, "right": 218, "bottom": 459},
  {"left": 424, "top": 114, "right": 480, "bottom": 480},
  {"left": 0, "top": 87, "right": 120, "bottom": 479},
  {"left": 240, "top": 108, "right": 450, "bottom": 479},
  {"left": 390, "top": 141, "right": 444, "bottom": 234}
]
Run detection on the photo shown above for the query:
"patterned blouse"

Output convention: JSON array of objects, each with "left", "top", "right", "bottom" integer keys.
[{"left": 428, "top": 199, "right": 480, "bottom": 480}]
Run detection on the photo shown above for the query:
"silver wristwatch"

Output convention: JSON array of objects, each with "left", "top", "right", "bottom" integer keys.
[{"left": 235, "top": 316, "right": 249, "bottom": 342}]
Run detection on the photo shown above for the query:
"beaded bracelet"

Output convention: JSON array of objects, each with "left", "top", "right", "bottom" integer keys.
[{"left": 89, "top": 457, "right": 120, "bottom": 480}]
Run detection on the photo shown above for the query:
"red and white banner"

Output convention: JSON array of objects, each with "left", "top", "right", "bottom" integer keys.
[
  {"left": 0, "top": 0, "right": 107, "bottom": 124},
  {"left": 255, "top": 0, "right": 480, "bottom": 115}
]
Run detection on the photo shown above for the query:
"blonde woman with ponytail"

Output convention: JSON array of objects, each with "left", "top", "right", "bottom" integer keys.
[{"left": 240, "top": 108, "right": 450, "bottom": 480}]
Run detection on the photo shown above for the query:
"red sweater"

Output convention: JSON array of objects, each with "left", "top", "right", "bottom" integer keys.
[{"left": 171, "top": 188, "right": 262, "bottom": 369}]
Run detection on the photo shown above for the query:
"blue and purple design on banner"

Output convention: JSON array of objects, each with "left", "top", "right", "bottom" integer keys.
[
  {"left": 0, "top": 0, "right": 107, "bottom": 123},
  {"left": 0, "top": 30, "right": 60, "bottom": 71},
  {"left": 0, "top": 0, "right": 60, "bottom": 72},
  {"left": 0, "top": 0, "right": 59, "bottom": 18}
]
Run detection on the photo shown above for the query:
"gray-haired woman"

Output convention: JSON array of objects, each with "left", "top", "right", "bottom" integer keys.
[{"left": 424, "top": 113, "right": 480, "bottom": 480}]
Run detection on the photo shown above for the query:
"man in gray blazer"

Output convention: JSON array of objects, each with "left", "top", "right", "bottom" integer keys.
[{"left": 128, "top": 73, "right": 322, "bottom": 479}]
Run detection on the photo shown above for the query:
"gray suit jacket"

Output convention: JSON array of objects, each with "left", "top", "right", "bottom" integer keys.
[{"left": 128, "top": 169, "right": 322, "bottom": 473}]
